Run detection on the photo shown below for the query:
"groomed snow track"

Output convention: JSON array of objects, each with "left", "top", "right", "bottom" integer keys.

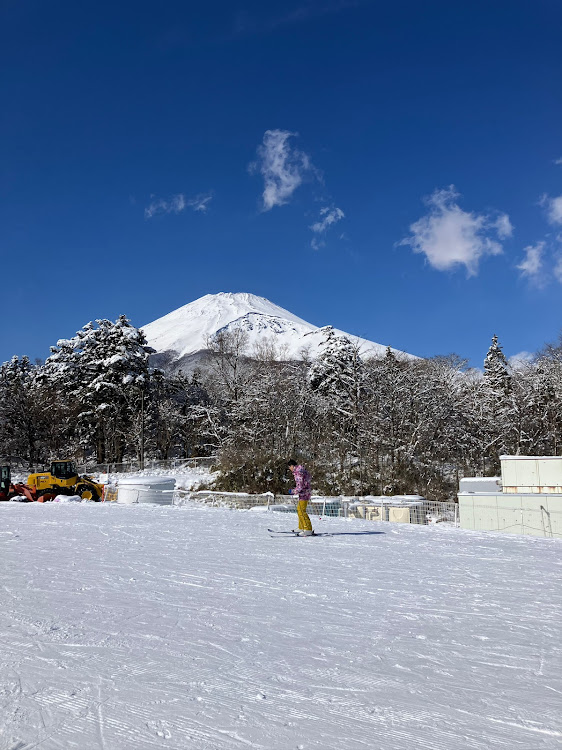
[{"left": 1, "top": 503, "right": 561, "bottom": 749}]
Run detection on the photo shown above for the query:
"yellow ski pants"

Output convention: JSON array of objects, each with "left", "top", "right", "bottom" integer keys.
[{"left": 297, "top": 500, "right": 313, "bottom": 531}]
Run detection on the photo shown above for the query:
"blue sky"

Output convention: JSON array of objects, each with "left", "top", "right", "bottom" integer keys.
[{"left": 1, "top": 0, "right": 561, "bottom": 367}]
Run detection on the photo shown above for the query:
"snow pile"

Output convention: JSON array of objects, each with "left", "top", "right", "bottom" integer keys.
[{"left": 1, "top": 503, "right": 560, "bottom": 749}]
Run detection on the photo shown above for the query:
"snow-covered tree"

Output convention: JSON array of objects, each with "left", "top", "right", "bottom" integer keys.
[
  {"left": 45, "top": 315, "right": 152, "bottom": 463},
  {"left": 308, "top": 328, "right": 364, "bottom": 407},
  {"left": 206, "top": 328, "right": 251, "bottom": 405},
  {"left": 0, "top": 356, "right": 37, "bottom": 463},
  {"left": 524, "top": 355, "right": 562, "bottom": 455},
  {"left": 483, "top": 335, "right": 511, "bottom": 401},
  {"left": 307, "top": 328, "right": 367, "bottom": 488},
  {"left": 481, "top": 334, "right": 517, "bottom": 465},
  {"left": 147, "top": 370, "right": 213, "bottom": 459}
]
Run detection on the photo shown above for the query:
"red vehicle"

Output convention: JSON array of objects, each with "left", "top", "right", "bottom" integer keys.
[{"left": 0, "top": 465, "right": 38, "bottom": 502}]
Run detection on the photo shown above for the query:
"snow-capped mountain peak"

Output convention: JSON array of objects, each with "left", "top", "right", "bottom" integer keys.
[{"left": 141, "top": 292, "right": 413, "bottom": 372}]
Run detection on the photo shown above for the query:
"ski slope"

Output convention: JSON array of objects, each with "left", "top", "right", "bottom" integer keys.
[{"left": 1, "top": 503, "right": 561, "bottom": 750}]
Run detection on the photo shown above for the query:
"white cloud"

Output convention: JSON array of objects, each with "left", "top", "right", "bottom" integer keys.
[
  {"left": 309, "top": 206, "right": 344, "bottom": 249},
  {"left": 555, "top": 157, "right": 562, "bottom": 165},
  {"left": 187, "top": 193, "right": 213, "bottom": 212},
  {"left": 145, "top": 192, "right": 212, "bottom": 219},
  {"left": 544, "top": 195, "right": 562, "bottom": 225},
  {"left": 508, "top": 351, "right": 534, "bottom": 369},
  {"left": 250, "top": 130, "right": 315, "bottom": 211},
  {"left": 310, "top": 237, "right": 326, "bottom": 251},
  {"left": 519, "top": 192, "right": 562, "bottom": 285},
  {"left": 493, "top": 213, "right": 513, "bottom": 239},
  {"left": 310, "top": 206, "right": 345, "bottom": 234},
  {"left": 516, "top": 241, "right": 544, "bottom": 278},
  {"left": 145, "top": 194, "right": 185, "bottom": 219},
  {"left": 399, "top": 186, "right": 510, "bottom": 276}
]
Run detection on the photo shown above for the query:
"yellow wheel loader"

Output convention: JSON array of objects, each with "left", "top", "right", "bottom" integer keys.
[{"left": 27, "top": 461, "right": 104, "bottom": 501}]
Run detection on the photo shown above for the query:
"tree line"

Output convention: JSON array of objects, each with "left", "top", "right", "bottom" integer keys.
[{"left": 1, "top": 317, "right": 561, "bottom": 500}]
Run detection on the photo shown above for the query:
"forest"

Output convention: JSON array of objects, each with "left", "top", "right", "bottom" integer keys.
[{"left": 1, "top": 315, "right": 561, "bottom": 501}]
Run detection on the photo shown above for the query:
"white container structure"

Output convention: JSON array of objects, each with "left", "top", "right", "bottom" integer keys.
[
  {"left": 117, "top": 476, "right": 176, "bottom": 505},
  {"left": 458, "top": 456, "right": 562, "bottom": 538},
  {"left": 500, "top": 455, "right": 562, "bottom": 494}
]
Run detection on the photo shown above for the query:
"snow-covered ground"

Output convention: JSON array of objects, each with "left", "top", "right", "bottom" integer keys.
[{"left": 1, "top": 503, "right": 561, "bottom": 750}]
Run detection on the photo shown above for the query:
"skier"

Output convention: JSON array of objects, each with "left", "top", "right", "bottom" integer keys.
[{"left": 288, "top": 460, "right": 314, "bottom": 536}]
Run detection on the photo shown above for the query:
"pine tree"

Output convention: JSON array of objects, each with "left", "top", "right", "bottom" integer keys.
[
  {"left": 44, "top": 316, "right": 151, "bottom": 464},
  {"left": 482, "top": 334, "right": 516, "bottom": 467},
  {"left": 483, "top": 335, "right": 511, "bottom": 400},
  {"left": 308, "top": 328, "right": 365, "bottom": 412}
]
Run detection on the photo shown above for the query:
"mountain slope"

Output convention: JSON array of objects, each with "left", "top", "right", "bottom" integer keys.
[{"left": 142, "top": 292, "right": 415, "bottom": 372}]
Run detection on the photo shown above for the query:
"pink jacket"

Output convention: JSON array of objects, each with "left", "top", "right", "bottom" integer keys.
[{"left": 293, "top": 465, "right": 311, "bottom": 501}]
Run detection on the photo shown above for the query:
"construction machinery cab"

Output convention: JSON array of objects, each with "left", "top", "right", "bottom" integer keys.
[
  {"left": 0, "top": 465, "right": 11, "bottom": 497},
  {"left": 50, "top": 461, "right": 78, "bottom": 481}
]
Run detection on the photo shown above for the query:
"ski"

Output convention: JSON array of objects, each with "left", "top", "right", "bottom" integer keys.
[
  {"left": 267, "top": 528, "right": 299, "bottom": 534},
  {"left": 268, "top": 529, "right": 327, "bottom": 538}
]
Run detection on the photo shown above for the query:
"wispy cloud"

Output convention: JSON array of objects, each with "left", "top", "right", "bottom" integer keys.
[
  {"left": 540, "top": 194, "right": 562, "bottom": 226},
  {"left": 493, "top": 213, "right": 513, "bottom": 239},
  {"left": 517, "top": 185, "right": 562, "bottom": 286},
  {"left": 309, "top": 206, "right": 344, "bottom": 249},
  {"left": 250, "top": 130, "right": 344, "bottom": 250},
  {"left": 187, "top": 193, "right": 213, "bottom": 213},
  {"left": 233, "top": 0, "right": 365, "bottom": 36},
  {"left": 399, "top": 186, "right": 511, "bottom": 276},
  {"left": 310, "top": 206, "right": 344, "bottom": 234},
  {"left": 145, "top": 192, "right": 212, "bottom": 219},
  {"left": 555, "top": 157, "right": 562, "bottom": 166},
  {"left": 250, "top": 130, "right": 317, "bottom": 211},
  {"left": 518, "top": 232, "right": 562, "bottom": 287},
  {"left": 145, "top": 194, "right": 186, "bottom": 219},
  {"left": 516, "top": 241, "right": 545, "bottom": 279}
]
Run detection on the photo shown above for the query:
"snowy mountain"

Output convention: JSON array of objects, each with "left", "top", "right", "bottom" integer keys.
[{"left": 142, "top": 292, "right": 415, "bottom": 372}]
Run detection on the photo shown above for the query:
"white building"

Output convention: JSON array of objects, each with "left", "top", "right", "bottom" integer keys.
[{"left": 458, "top": 456, "right": 562, "bottom": 538}]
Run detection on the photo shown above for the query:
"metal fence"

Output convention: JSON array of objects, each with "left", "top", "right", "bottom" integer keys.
[{"left": 183, "top": 491, "right": 459, "bottom": 526}]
